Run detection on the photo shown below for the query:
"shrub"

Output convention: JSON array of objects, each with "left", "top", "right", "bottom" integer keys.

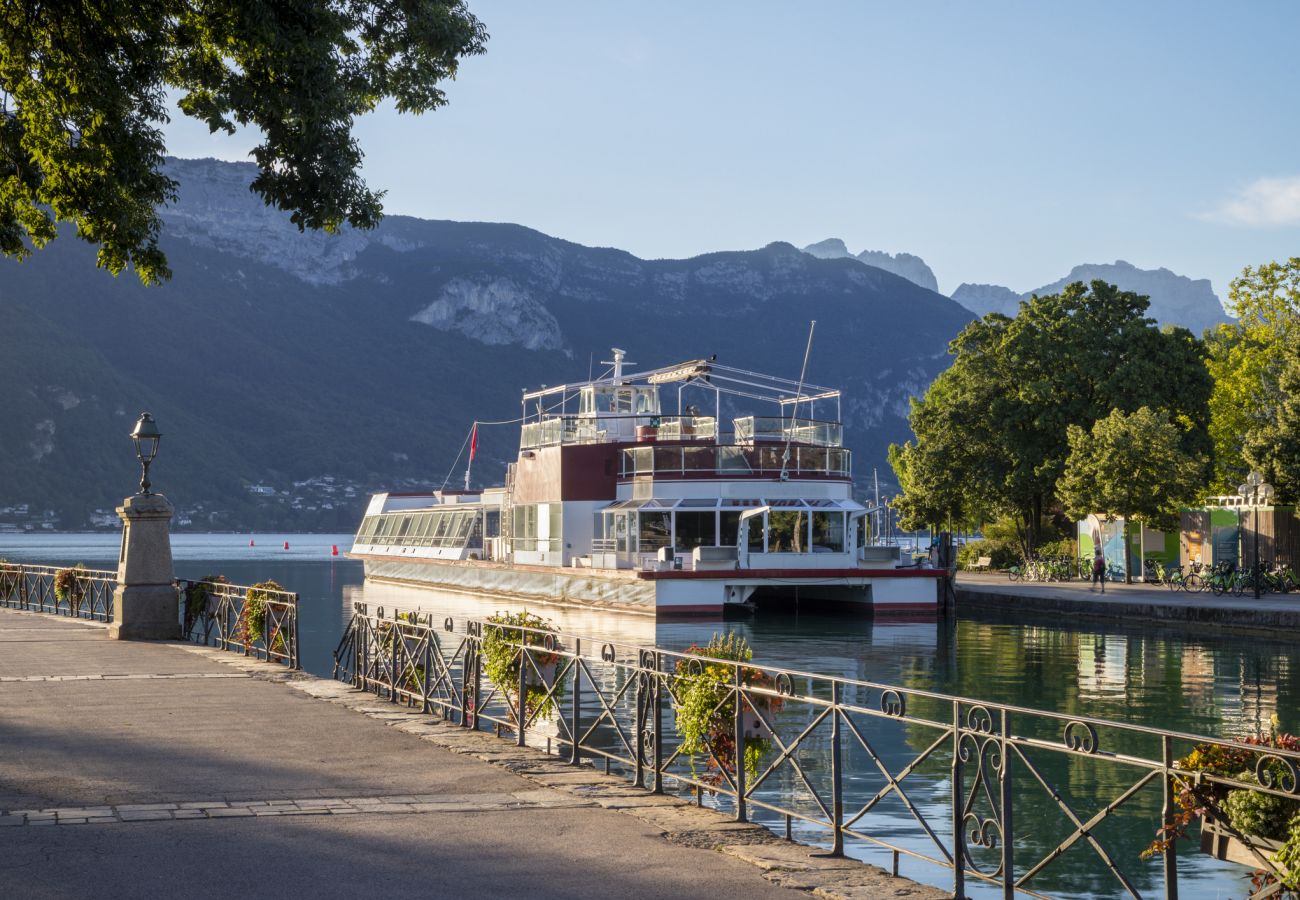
[{"left": 957, "top": 539, "right": 1019, "bottom": 570}]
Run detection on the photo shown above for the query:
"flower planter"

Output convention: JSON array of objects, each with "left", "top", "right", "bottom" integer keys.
[
  {"left": 741, "top": 694, "right": 775, "bottom": 741},
  {"left": 1200, "top": 815, "right": 1286, "bottom": 870}
]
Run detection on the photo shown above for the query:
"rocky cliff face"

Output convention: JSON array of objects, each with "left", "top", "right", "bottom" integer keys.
[
  {"left": 952, "top": 261, "right": 1231, "bottom": 334},
  {"left": 0, "top": 158, "right": 974, "bottom": 528},
  {"left": 950, "top": 282, "right": 1022, "bottom": 318},
  {"left": 800, "top": 239, "right": 940, "bottom": 293}
]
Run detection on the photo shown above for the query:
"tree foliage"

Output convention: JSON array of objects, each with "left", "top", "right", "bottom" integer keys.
[
  {"left": 1058, "top": 407, "right": 1205, "bottom": 533},
  {"left": 889, "top": 281, "right": 1212, "bottom": 554},
  {"left": 1241, "top": 343, "right": 1300, "bottom": 504},
  {"left": 0, "top": 0, "right": 487, "bottom": 284},
  {"left": 1208, "top": 257, "right": 1300, "bottom": 497}
]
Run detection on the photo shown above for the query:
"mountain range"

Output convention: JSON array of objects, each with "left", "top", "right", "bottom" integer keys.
[
  {"left": 802, "top": 241, "right": 1233, "bottom": 337},
  {"left": 0, "top": 158, "right": 974, "bottom": 531}
]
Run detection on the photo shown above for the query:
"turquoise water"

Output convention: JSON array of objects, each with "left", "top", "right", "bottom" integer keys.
[{"left": 3, "top": 533, "right": 1292, "bottom": 899}]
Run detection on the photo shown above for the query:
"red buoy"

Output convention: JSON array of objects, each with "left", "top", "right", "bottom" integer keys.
[
  {"left": 283, "top": 541, "right": 290, "bottom": 550},
  {"left": 249, "top": 539, "right": 255, "bottom": 547},
  {"left": 331, "top": 544, "right": 339, "bottom": 556}
]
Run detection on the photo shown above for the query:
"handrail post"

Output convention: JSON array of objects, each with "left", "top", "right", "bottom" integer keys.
[
  {"left": 516, "top": 642, "right": 528, "bottom": 747},
  {"left": 18, "top": 565, "right": 27, "bottom": 610},
  {"left": 830, "top": 679, "right": 843, "bottom": 856},
  {"left": 734, "top": 663, "right": 747, "bottom": 822},
  {"left": 570, "top": 638, "right": 582, "bottom": 765},
  {"left": 389, "top": 618, "right": 399, "bottom": 703},
  {"left": 635, "top": 652, "right": 647, "bottom": 787},
  {"left": 1162, "top": 735, "right": 1179, "bottom": 900},
  {"left": 952, "top": 700, "right": 966, "bottom": 899},
  {"left": 653, "top": 651, "right": 663, "bottom": 794},
  {"left": 1000, "top": 709, "right": 1014, "bottom": 900},
  {"left": 421, "top": 633, "right": 433, "bottom": 715},
  {"left": 291, "top": 593, "right": 300, "bottom": 670}
]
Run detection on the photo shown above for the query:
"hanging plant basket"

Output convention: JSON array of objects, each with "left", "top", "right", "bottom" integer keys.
[
  {"left": 481, "top": 610, "right": 564, "bottom": 721},
  {"left": 1201, "top": 815, "right": 1287, "bottom": 870},
  {"left": 53, "top": 565, "right": 88, "bottom": 612},
  {"left": 673, "top": 632, "right": 784, "bottom": 786}
]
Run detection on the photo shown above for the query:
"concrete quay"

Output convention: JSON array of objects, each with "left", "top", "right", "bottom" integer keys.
[
  {"left": 956, "top": 571, "right": 1300, "bottom": 634},
  {"left": 0, "top": 608, "right": 944, "bottom": 900}
]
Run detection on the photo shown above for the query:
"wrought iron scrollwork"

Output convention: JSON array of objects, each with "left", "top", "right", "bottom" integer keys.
[
  {"left": 880, "top": 689, "right": 906, "bottom": 718},
  {"left": 1063, "top": 720, "right": 1099, "bottom": 755},
  {"left": 444, "top": 616, "right": 454, "bottom": 632},
  {"left": 1255, "top": 753, "right": 1299, "bottom": 795},
  {"left": 775, "top": 672, "right": 793, "bottom": 696},
  {"left": 600, "top": 643, "right": 616, "bottom": 663}
]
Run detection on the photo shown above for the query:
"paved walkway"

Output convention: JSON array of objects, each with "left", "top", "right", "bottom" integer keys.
[
  {"left": 0, "top": 609, "right": 943, "bottom": 900},
  {"left": 956, "top": 571, "right": 1300, "bottom": 632}
]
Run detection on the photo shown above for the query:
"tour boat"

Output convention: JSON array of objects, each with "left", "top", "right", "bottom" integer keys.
[{"left": 349, "top": 350, "right": 944, "bottom": 616}]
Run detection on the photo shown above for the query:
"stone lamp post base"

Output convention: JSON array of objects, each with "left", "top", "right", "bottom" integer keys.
[{"left": 107, "top": 492, "right": 178, "bottom": 641}]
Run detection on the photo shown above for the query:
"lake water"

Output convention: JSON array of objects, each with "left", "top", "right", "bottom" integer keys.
[{"left": 3, "top": 532, "right": 1292, "bottom": 899}]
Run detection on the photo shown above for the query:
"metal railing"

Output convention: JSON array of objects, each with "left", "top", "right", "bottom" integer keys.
[
  {"left": 0, "top": 563, "right": 117, "bottom": 621},
  {"left": 621, "top": 444, "right": 851, "bottom": 479},
  {"left": 180, "top": 579, "right": 300, "bottom": 668},
  {"left": 334, "top": 603, "right": 1299, "bottom": 900}
]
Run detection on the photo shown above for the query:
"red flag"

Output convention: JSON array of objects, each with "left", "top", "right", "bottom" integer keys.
[{"left": 469, "top": 424, "right": 478, "bottom": 462}]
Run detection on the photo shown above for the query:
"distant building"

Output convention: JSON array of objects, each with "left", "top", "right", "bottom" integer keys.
[{"left": 247, "top": 484, "right": 276, "bottom": 496}]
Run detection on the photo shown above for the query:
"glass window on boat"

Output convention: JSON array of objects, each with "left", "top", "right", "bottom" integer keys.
[
  {"left": 745, "top": 512, "right": 765, "bottom": 552},
  {"left": 768, "top": 510, "right": 808, "bottom": 553},
  {"left": 548, "top": 504, "right": 563, "bottom": 552},
  {"left": 675, "top": 511, "right": 716, "bottom": 550},
  {"left": 513, "top": 504, "right": 538, "bottom": 552},
  {"left": 432, "top": 513, "right": 451, "bottom": 540},
  {"left": 358, "top": 516, "right": 380, "bottom": 541},
  {"left": 614, "top": 512, "right": 629, "bottom": 553},
  {"left": 720, "top": 511, "right": 741, "bottom": 547},
  {"left": 638, "top": 511, "right": 671, "bottom": 551},
  {"left": 485, "top": 510, "right": 500, "bottom": 538},
  {"left": 812, "top": 512, "right": 845, "bottom": 553}
]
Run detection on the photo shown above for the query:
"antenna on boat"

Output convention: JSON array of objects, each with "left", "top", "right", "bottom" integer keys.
[
  {"left": 601, "top": 348, "right": 633, "bottom": 383},
  {"left": 779, "top": 320, "right": 816, "bottom": 482}
]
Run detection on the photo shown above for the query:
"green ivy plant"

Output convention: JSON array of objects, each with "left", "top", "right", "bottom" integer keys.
[
  {"left": 182, "top": 575, "right": 228, "bottom": 633},
  {"left": 239, "top": 580, "right": 288, "bottom": 652},
  {"left": 53, "top": 564, "right": 88, "bottom": 612},
  {"left": 481, "top": 611, "right": 564, "bottom": 722},
  {"left": 673, "top": 632, "right": 783, "bottom": 786}
]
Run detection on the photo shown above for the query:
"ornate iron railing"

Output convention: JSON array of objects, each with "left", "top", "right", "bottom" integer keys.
[
  {"left": 0, "top": 562, "right": 117, "bottom": 621},
  {"left": 334, "top": 602, "right": 1299, "bottom": 900},
  {"left": 180, "top": 579, "right": 300, "bottom": 669}
]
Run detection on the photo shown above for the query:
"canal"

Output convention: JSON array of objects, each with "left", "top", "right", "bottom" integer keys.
[{"left": 3, "top": 532, "right": 1291, "bottom": 899}]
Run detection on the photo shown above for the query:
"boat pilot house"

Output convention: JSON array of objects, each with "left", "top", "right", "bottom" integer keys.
[{"left": 351, "top": 350, "right": 944, "bottom": 616}]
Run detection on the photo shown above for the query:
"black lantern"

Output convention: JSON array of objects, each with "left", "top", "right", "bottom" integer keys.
[{"left": 130, "top": 413, "right": 162, "bottom": 494}]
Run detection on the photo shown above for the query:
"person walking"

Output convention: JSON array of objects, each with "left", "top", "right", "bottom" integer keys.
[{"left": 1091, "top": 548, "right": 1106, "bottom": 593}]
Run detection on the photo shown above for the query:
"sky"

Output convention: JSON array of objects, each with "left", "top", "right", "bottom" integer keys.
[{"left": 162, "top": 1, "right": 1300, "bottom": 299}]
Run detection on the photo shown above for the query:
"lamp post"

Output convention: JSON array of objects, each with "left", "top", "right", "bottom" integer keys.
[
  {"left": 1236, "top": 471, "right": 1275, "bottom": 601},
  {"left": 129, "top": 413, "right": 162, "bottom": 494},
  {"left": 108, "top": 413, "right": 176, "bottom": 641}
]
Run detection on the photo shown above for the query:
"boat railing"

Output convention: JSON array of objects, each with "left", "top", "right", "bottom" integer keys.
[
  {"left": 655, "top": 416, "right": 717, "bottom": 441},
  {"left": 621, "top": 444, "right": 850, "bottom": 479},
  {"left": 733, "top": 416, "right": 842, "bottom": 448}
]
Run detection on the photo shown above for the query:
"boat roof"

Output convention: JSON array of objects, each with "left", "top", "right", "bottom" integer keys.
[{"left": 521, "top": 358, "right": 838, "bottom": 408}]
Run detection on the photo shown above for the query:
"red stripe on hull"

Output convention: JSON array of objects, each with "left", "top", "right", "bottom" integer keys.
[{"left": 638, "top": 568, "right": 947, "bottom": 581}]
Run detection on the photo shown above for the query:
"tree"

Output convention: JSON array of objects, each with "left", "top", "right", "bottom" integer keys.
[
  {"left": 1058, "top": 407, "right": 1205, "bottom": 583},
  {"left": 889, "top": 280, "right": 1212, "bottom": 557},
  {"left": 0, "top": 0, "right": 487, "bottom": 285},
  {"left": 1207, "top": 258, "right": 1300, "bottom": 495},
  {"left": 1242, "top": 343, "right": 1300, "bottom": 503}
]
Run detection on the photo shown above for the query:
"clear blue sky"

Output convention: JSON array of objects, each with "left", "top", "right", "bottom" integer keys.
[{"left": 163, "top": 1, "right": 1300, "bottom": 299}]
